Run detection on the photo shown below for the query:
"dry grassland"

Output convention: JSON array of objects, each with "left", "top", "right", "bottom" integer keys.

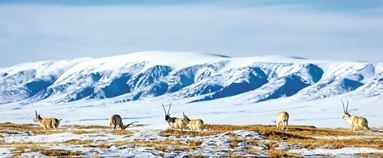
[
  {"left": 0, "top": 122, "right": 382, "bottom": 157},
  {"left": 161, "top": 124, "right": 383, "bottom": 157}
]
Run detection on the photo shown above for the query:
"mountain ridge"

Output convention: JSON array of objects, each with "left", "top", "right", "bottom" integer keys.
[{"left": 0, "top": 51, "right": 382, "bottom": 105}]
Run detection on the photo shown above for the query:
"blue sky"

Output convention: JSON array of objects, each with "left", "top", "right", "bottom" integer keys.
[{"left": 0, "top": 0, "right": 382, "bottom": 67}]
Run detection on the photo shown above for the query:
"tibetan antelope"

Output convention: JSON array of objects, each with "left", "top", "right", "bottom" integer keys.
[
  {"left": 272, "top": 111, "right": 289, "bottom": 132},
  {"left": 341, "top": 100, "right": 371, "bottom": 133},
  {"left": 109, "top": 114, "right": 138, "bottom": 130},
  {"left": 162, "top": 103, "right": 186, "bottom": 131},
  {"left": 33, "top": 110, "right": 62, "bottom": 132},
  {"left": 182, "top": 112, "right": 204, "bottom": 132}
]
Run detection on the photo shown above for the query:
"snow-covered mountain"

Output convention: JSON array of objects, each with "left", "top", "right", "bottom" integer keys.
[{"left": 1, "top": 51, "right": 382, "bottom": 105}]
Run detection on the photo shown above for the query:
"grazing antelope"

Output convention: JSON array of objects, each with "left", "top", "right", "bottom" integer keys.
[
  {"left": 162, "top": 103, "right": 186, "bottom": 131},
  {"left": 109, "top": 114, "right": 138, "bottom": 130},
  {"left": 182, "top": 112, "right": 204, "bottom": 132},
  {"left": 341, "top": 100, "right": 371, "bottom": 133},
  {"left": 272, "top": 111, "right": 289, "bottom": 132},
  {"left": 33, "top": 110, "right": 62, "bottom": 132}
]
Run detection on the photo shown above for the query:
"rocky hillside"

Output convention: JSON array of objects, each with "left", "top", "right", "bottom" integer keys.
[{"left": 0, "top": 51, "right": 382, "bottom": 105}]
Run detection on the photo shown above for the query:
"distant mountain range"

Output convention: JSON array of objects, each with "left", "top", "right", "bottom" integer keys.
[{"left": 1, "top": 51, "right": 382, "bottom": 105}]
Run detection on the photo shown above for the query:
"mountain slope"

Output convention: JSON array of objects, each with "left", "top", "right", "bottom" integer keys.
[{"left": 0, "top": 51, "right": 382, "bottom": 105}]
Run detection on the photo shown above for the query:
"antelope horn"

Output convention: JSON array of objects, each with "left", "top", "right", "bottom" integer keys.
[
  {"left": 35, "top": 110, "right": 38, "bottom": 115},
  {"left": 272, "top": 119, "right": 276, "bottom": 123},
  {"left": 162, "top": 103, "right": 167, "bottom": 115},
  {"left": 123, "top": 121, "right": 138, "bottom": 129},
  {"left": 346, "top": 99, "right": 349, "bottom": 112},
  {"left": 341, "top": 100, "right": 346, "bottom": 113},
  {"left": 167, "top": 102, "right": 171, "bottom": 114}
]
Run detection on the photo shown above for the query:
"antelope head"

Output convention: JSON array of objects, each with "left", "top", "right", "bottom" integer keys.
[
  {"left": 183, "top": 112, "right": 191, "bottom": 122},
  {"left": 33, "top": 110, "right": 42, "bottom": 122},
  {"left": 162, "top": 103, "right": 172, "bottom": 121},
  {"left": 341, "top": 99, "right": 351, "bottom": 120}
]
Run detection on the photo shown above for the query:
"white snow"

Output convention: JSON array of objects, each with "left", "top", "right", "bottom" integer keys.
[{"left": 289, "top": 147, "right": 383, "bottom": 157}]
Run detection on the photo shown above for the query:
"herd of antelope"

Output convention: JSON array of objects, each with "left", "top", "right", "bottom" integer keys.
[
  {"left": 32, "top": 99, "right": 372, "bottom": 134},
  {"left": 161, "top": 103, "right": 204, "bottom": 132}
]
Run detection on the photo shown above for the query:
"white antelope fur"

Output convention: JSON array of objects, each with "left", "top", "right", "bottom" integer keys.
[
  {"left": 33, "top": 110, "right": 62, "bottom": 132},
  {"left": 341, "top": 100, "right": 371, "bottom": 133},
  {"left": 183, "top": 112, "right": 204, "bottom": 132},
  {"left": 272, "top": 111, "right": 289, "bottom": 132}
]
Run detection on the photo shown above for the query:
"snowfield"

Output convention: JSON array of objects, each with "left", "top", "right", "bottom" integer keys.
[{"left": 1, "top": 51, "right": 383, "bottom": 157}]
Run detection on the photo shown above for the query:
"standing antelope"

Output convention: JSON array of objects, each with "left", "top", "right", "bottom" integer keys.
[
  {"left": 162, "top": 103, "right": 186, "bottom": 131},
  {"left": 182, "top": 112, "right": 204, "bottom": 132},
  {"left": 109, "top": 114, "right": 138, "bottom": 130},
  {"left": 272, "top": 111, "right": 289, "bottom": 132},
  {"left": 33, "top": 110, "right": 62, "bottom": 132},
  {"left": 341, "top": 100, "right": 371, "bottom": 133}
]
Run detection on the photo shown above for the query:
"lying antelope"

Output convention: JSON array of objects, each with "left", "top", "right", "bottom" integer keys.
[
  {"left": 182, "top": 112, "right": 204, "bottom": 132},
  {"left": 162, "top": 103, "right": 186, "bottom": 131},
  {"left": 33, "top": 110, "right": 62, "bottom": 132},
  {"left": 109, "top": 114, "right": 138, "bottom": 130},
  {"left": 272, "top": 111, "right": 289, "bottom": 132},
  {"left": 341, "top": 100, "right": 371, "bottom": 133}
]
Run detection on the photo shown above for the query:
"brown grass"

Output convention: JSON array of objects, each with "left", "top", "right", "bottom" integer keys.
[
  {"left": 64, "top": 139, "right": 93, "bottom": 145},
  {"left": 82, "top": 142, "right": 113, "bottom": 149},
  {"left": 1, "top": 122, "right": 382, "bottom": 157},
  {"left": 0, "top": 122, "right": 41, "bottom": 131},
  {"left": 205, "top": 124, "right": 361, "bottom": 137},
  {"left": 62, "top": 124, "right": 110, "bottom": 129},
  {"left": 159, "top": 123, "right": 383, "bottom": 157},
  {"left": 0, "top": 122, "right": 66, "bottom": 135},
  {"left": 205, "top": 124, "right": 383, "bottom": 150},
  {"left": 11, "top": 143, "right": 84, "bottom": 157},
  {"left": 38, "top": 149, "right": 84, "bottom": 157},
  {"left": 358, "top": 153, "right": 383, "bottom": 158},
  {"left": 110, "top": 129, "right": 134, "bottom": 135},
  {"left": 0, "top": 122, "right": 136, "bottom": 136}
]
